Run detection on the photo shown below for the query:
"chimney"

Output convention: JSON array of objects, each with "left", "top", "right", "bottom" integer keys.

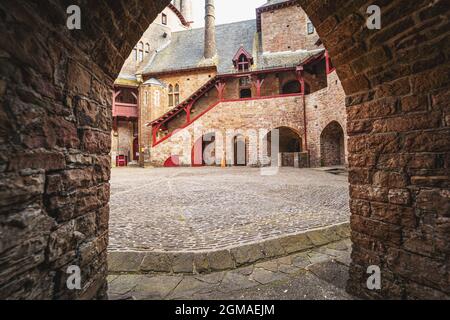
[
  {"left": 173, "top": 0, "right": 181, "bottom": 11},
  {"left": 181, "top": 0, "right": 193, "bottom": 23},
  {"left": 204, "top": 0, "right": 217, "bottom": 59}
]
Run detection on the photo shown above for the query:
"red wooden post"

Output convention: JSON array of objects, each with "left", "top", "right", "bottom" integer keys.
[
  {"left": 255, "top": 78, "right": 265, "bottom": 97},
  {"left": 152, "top": 124, "right": 161, "bottom": 146},
  {"left": 185, "top": 103, "right": 193, "bottom": 124},
  {"left": 296, "top": 67, "right": 305, "bottom": 95},
  {"left": 215, "top": 82, "right": 226, "bottom": 100}
]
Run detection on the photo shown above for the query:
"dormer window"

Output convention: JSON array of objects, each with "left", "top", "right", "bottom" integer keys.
[
  {"left": 238, "top": 55, "right": 250, "bottom": 72},
  {"left": 232, "top": 46, "right": 254, "bottom": 72}
]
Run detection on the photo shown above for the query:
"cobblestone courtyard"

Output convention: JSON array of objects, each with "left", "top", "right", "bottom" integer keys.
[{"left": 109, "top": 167, "right": 350, "bottom": 253}]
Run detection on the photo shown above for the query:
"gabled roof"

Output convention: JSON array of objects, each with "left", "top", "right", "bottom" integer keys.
[
  {"left": 232, "top": 46, "right": 254, "bottom": 67},
  {"left": 143, "top": 20, "right": 257, "bottom": 75}
]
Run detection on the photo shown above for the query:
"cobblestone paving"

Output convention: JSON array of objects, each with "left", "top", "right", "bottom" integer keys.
[
  {"left": 108, "top": 239, "right": 354, "bottom": 300},
  {"left": 109, "top": 167, "right": 350, "bottom": 252}
]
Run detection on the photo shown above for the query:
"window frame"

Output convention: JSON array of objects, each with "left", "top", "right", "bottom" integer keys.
[{"left": 307, "top": 22, "right": 315, "bottom": 35}]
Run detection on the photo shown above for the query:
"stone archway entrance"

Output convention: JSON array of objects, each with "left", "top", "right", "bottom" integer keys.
[
  {"left": 266, "top": 126, "right": 303, "bottom": 167},
  {"left": 1, "top": 0, "right": 448, "bottom": 300},
  {"left": 320, "top": 121, "right": 345, "bottom": 167}
]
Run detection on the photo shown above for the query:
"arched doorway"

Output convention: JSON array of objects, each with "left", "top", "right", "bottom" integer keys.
[
  {"left": 320, "top": 121, "right": 345, "bottom": 167},
  {"left": 191, "top": 132, "right": 216, "bottom": 166},
  {"left": 266, "top": 127, "right": 303, "bottom": 167},
  {"left": 233, "top": 135, "right": 247, "bottom": 166}
]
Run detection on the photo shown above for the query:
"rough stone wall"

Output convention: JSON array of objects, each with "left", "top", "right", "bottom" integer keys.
[
  {"left": 1, "top": 0, "right": 448, "bottom": 301},
  {"left": 150, "top": 96, "right": 305, "bottom": 166},
  {"left": 301, "top": 0, "right": 450, "bottom": 299},
  {"left": 0, "top": 0, "right": 168, "bottom": 300},
  {"left": 305, "top": 71, "right": 347, "bottom": 167},
  {"left": 261, "top": 4, "right": 320, "bottom": 53}
]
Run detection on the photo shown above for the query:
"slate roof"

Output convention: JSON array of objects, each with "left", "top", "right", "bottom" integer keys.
[
  {"left": 143, "top": 20, "right": 257, "bottom": 75},
  {"left": 258, "top": 49, "right": 325, "bottom": 69}
]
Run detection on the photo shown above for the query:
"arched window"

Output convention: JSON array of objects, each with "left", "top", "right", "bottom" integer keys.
[
  {"left": 133, "top": 47, "right": 138, "bottom": 61},
  {"left": 154, "top": 90, "right": 160, "bottom": 107},
  {"left": 168, "top": 84, "right": 174, "bottom": 107},
  {"left": 145, "top": 43, "right": 150, "bottom": 56},
  {"left": 174, "top": 84, "right": 180, "bottom": 106},
  {"left": 138, "top": 42, "right": 144, "bottom": 62},
  {"left": 237, "top": 54, "right": 250, "bottom": 72},
  {"left": 240, "top": 88, "right": 252, "bottom": 99},
  {"left": 282, "top": 80, "right": 301, "bottom": 94}
]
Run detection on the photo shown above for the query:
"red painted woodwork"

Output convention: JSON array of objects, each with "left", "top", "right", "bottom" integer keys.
[
  {"left": 113, "top": 103, "right": 139, "bottom": 118},
  {"left": 215, "top": 82, "right": 226, "bottom": 100},
  {"left": 232, "top": 46, "right": 254, "bottom": 71},
  {"left": 113, "top": 88, "right": 139, "bottom": 118},
  {"left": 254, "top": 77, "right": 265, "bottom": 97},
  {"left": 151, "top": 93, "right": 302, "bottom": 147},
  {"left": 164, "top": 155, "right": 180, "bottom": 167},
  {"left": 148, "top": 55, "right": 327, "bottom": 148}
]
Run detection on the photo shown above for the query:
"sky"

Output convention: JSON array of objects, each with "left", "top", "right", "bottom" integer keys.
[{"left": 191, "top": 0, "right": 268, "bottom": 28}]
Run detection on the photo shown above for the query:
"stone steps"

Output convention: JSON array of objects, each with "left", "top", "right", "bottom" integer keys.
[{"left": 108, "top": 222, "right": 350, "bottom": 275}]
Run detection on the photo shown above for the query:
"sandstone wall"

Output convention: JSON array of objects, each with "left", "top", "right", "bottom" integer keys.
[
  {"left": 0, "top": 0, "right": 168, "bottom": 300},
  {"left": 150, "top": 96, "right": 305, "bottom": 166},
  {"left": 261, "top": 4, "right": 320, "bottom": 53},
  {"left": 305, "top": 71, "right": 347, "bottom": 167}
]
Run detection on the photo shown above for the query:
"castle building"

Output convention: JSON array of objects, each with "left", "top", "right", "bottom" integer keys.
[{"left": 112, "top": 0, "right": 347, "bottom": 168}]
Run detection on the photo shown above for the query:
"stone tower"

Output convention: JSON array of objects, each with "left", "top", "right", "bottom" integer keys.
[{"left": 204, "top": 0, "right": 217, "bottom": 59}]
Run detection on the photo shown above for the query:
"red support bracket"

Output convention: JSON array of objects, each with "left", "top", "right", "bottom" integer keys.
[
  {"left": 152, "top": 123, "right": 162, "bottom": 146},
  {"left": 254, "top": 77, "right": 265, "bottom": 97},
  {"left": 215, "top": 81, "right": 226, "bottom": 100},
  {"left": 184, "top": 102, "right": 193, "bottom": 124}
]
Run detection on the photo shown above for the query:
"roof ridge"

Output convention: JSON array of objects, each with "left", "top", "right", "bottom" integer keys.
[{"left": 172, "top": 19, "right": 256, "bottom": 35}]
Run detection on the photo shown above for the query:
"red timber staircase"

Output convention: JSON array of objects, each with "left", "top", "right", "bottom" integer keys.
[
  {"left": 147, "top": 75, "right": 225, "bottom": 147},
  {"left": 147, "top": 51, "right": 328, "bottom": 149}
]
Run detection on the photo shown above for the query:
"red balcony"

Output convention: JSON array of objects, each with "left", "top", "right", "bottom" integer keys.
[
  {"left": 113, "top": 87, "right": 139, "bottom": 118},
  {"left": 113, "top": 102, "right": 138, "bottom": 118}
]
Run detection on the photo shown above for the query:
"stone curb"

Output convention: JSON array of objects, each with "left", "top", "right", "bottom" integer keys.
[{"left": 108, "top": 222, "right": 350, "bottom": 275}]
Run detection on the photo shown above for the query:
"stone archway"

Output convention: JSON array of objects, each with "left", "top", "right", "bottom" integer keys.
[
  {"left": 320, "top": 121, "right": 345, "bottom": 166},
  {"left": 1, "top": 0, "right": 448, "bottom": 300}
]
